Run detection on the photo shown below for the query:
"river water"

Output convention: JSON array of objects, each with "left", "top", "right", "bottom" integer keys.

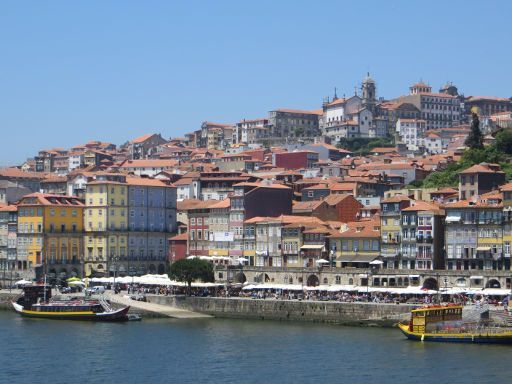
[{"left": 0, "top": 311, "right": 510, "bottom": 384}]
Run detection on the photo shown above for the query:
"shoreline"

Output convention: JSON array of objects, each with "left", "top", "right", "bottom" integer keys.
[{"left": 0, "top": 290, "right": 413, "bottom": 327}]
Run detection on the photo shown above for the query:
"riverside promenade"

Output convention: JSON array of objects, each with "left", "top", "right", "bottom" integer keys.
[{"left": 106, "top": 293, "right": 212, "bottom": 319}]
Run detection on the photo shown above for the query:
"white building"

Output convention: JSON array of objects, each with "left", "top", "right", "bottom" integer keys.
[
  {"left": 117, "top": 159, "right": 179, "bottom": 177},
  {"left": 68, "top": 153, "right": 84, "bottom": 172},
  {"left": 424, "top": 133, "right": 443, "bottom": 154},
  {"left": 396, "top": 118, "right": 426, "bottom": 151},
  {"left": 399, "top": 82, "right": 461, "bottom": 130}
]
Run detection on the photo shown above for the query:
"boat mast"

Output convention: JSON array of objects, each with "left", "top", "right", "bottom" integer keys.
[{"left": 44, "top": 274, "right": 47, "bottom": 302}]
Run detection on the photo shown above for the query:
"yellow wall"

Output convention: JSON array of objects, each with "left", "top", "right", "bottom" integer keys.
[{"left": 84, "top": 183, "right": 128, "bottom": 276}]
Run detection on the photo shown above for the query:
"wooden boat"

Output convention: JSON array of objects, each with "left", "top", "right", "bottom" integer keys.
[
  {"left": 398, "top": 304, "right": 512, "bottom": 344},
  {"left": 12, "top": 285, "right": 131, "bottom": 322}
]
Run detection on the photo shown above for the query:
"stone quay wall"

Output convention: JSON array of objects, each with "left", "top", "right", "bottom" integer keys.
[
  {"left": 148, "top": 295, "right": 415, "bottom": 327},
  {"left": 0, "top": 292, "right": 21, "bottom": 310}
]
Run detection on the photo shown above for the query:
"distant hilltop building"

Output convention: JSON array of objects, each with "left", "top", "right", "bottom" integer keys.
[{"left": 397, "top": 81, "right": 462, "bottom": 130}]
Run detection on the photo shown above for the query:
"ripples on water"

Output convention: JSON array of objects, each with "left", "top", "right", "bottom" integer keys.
[{"left": 0, "top": 311, "right": 510, "bottom": 384}]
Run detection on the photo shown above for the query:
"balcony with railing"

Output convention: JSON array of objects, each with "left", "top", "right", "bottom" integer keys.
[{"left": 416, "top": 235, "right": 434, "bottom": 244}]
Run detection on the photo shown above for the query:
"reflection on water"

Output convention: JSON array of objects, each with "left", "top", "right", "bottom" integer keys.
[{"left": 0, "top": 311, "right": 510, "bottom": 384}]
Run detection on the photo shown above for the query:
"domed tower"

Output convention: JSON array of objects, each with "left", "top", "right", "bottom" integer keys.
[{"left": 361, "top": 72, "right": 376, "bottom": 113}]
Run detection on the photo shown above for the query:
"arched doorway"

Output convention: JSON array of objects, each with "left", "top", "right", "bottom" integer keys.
[
  {"left": 264, "top": 273, "right": 270, "bottom": 283},
  {"left": 235, "top": 272, "right": 247, "bottom": 284},
  {"left": 157, "top": 264, "right": 165, "bottom": 275},
  {"left": 486, "top": 279, "right": 501, "bottom": 288},
  {"left": 307, "top": 274, "right": 319, "bottom": 287},
  {"left": 422, "top": 277, "right": 438, "bottom": 290},
  {"left": 148, "top": 264, "right": 157, "bottom": 274}
]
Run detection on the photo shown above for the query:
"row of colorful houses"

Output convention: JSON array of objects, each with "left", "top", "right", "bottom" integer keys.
[{"left": 0, "top": 172, "right": 177, "bottom": 283}]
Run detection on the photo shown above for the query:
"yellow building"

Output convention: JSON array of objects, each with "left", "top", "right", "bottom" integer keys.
[
  {"left": 17, "top": 193, "right": 84, "bottom": 280},
  {"left": 84, "top": 179, "right": 128, "bottom": 277},
  {"left": 380, "top": 195, "right": 411, "bottom": 269},
  {"left": 331, "top": 219, "right": 381, "bottom": 270},
  {"left": 84, "top": 173, "right": 177, "bottom": 277}
]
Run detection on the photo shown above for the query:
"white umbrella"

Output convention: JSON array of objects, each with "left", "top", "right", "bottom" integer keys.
[
  {"left": 369, "top": 260, "right": 384, "bottom": 265},
  {"left": 14, "top": 279, "right": 32, "bottom": 285},
  {"left": 315, "top": 259, "right": 330, "bottom": 264},
  {"left": 68, "top": 281, "right": 85, "bottom": 286},
  {"left": 186, "top": 255, "right": 198, "bottom": 259}
]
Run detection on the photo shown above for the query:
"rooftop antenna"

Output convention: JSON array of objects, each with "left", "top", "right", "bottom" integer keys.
[
  {"left": 334, "top": 87, "right": 338, "bottom": 100},
  {"left": 354, "top": 86, "right": 358, "bottom": 96}
]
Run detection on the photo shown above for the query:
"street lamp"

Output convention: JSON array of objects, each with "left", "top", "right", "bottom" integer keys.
[{"left": 112, "top": 256, "right": 119, "bottom": 292}]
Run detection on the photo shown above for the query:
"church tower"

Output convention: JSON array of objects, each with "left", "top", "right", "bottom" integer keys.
[{"left": 361, "top": 72, "right": 376, "bottom": 113}]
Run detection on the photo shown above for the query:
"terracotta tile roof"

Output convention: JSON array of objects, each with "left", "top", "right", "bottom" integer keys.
[
  {"left": 371, "top": 147, "right": 398, "bottom": 153},
  {"left": 330, "top": 219, "right": 380, "bottom": 239},
  {"left": 186, "top": 200, "right": 220, "bottom": 211},
  {"left": 381, "top": 195, "right": 411, "bottom": 203},
  {"left": 460, "top": 163, "right": 504, "bottom": 174},
  {"left": 329, "top": 182, "right": 358, "bottom": 191},
  {"left": 125, "top": 176, "right": 172, "bottom": 187},
  {"left": 119, "top": 159, "right": 178, "bottom": 168},
  {"left": 244, "top": 215, "right": 325, "bottom": 225},
  {"left": 402, "top": 201, "right": 444, "bottom": 214},
  {"left": 169, "top": 232, "right": 188, "bottom": 241},
  {"left": 177, "top": 199, "right": 203, "bottom": 211},
  {"left": 130, "top": 134, "right": 159, "bottom": 144},
  {"left": 210, "top": 198, "right": 230, "bottom": 209},
  {"left": 326, "top": 98, "right": 348, "bottom": 107},
  {"left": 233, "top": 182, "right": 291, "bottom": 190},
  {"left": 0, "top": 168, "right": 46, "bottom": 180},
  {"left": 500, "top": 183, "right": 512, "bottom": 192},
  {"left": 292, "top": 200, "right": 324, "bottom": 211},
  {"left": 432, "top": 187, "right": 458, "bottom": 194},
  {"left": 466, "top": 96, "right": 511, "bottom": 102},
  {"left": 274, "top": 108, "right": 323, "bottom": 115},
  {"left": 0, "top": 205, "right": 17, "bottom": 212},
  {"left": 18, "top": 193, "right": 84, "bottom": 206},
  {"left": 323, "top": 194, "right": 359, "bottom": 206}
]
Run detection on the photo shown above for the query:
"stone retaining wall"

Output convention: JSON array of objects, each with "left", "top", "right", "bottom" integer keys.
[{"left": 149, "top": 295, "right": 415, "bottom": 327}]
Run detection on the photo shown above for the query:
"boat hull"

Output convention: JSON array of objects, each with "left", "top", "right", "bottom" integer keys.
[
  {"left": 12, "top": 302, "right": 131, "bottom": 322},
  {"left": 398, "top": 323, "right": 512, "bottom": 344}
]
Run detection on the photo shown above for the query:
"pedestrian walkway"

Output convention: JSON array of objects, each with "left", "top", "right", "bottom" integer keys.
[{"left": 107, "top": 294, "right": 212, "bottom": 319}]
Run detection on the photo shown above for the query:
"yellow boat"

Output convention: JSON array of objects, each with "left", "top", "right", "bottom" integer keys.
[{"left": 398, "top": 304, "right": 512, "bottom": 344}]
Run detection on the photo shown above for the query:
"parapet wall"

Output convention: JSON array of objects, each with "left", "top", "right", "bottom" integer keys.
[{"left": 148, "top": 295, "right": 415, "bottom": 327}]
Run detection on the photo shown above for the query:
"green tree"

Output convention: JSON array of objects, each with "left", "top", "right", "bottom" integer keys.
[
  {"left": 465, "top": 113, "right": 483, "bottom": 149},
  {"left": 496, "top": 130, "right": 512, "bottom": 154},
  {"left": 168, "top": 258, "right": 214, "bottom": 293}
]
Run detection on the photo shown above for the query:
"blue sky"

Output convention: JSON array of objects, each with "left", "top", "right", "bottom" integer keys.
[{"left": 0, "top": 0, "right": 510, "bottom": 165}]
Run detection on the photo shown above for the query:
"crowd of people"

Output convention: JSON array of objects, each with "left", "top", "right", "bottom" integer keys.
[{"left": 88, "top": 282, "right": 508, "bottom": 308}]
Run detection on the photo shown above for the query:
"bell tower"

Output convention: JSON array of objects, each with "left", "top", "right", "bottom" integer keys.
[{"left": 361, "top": 72, "right": 376, "bottom": 113}]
